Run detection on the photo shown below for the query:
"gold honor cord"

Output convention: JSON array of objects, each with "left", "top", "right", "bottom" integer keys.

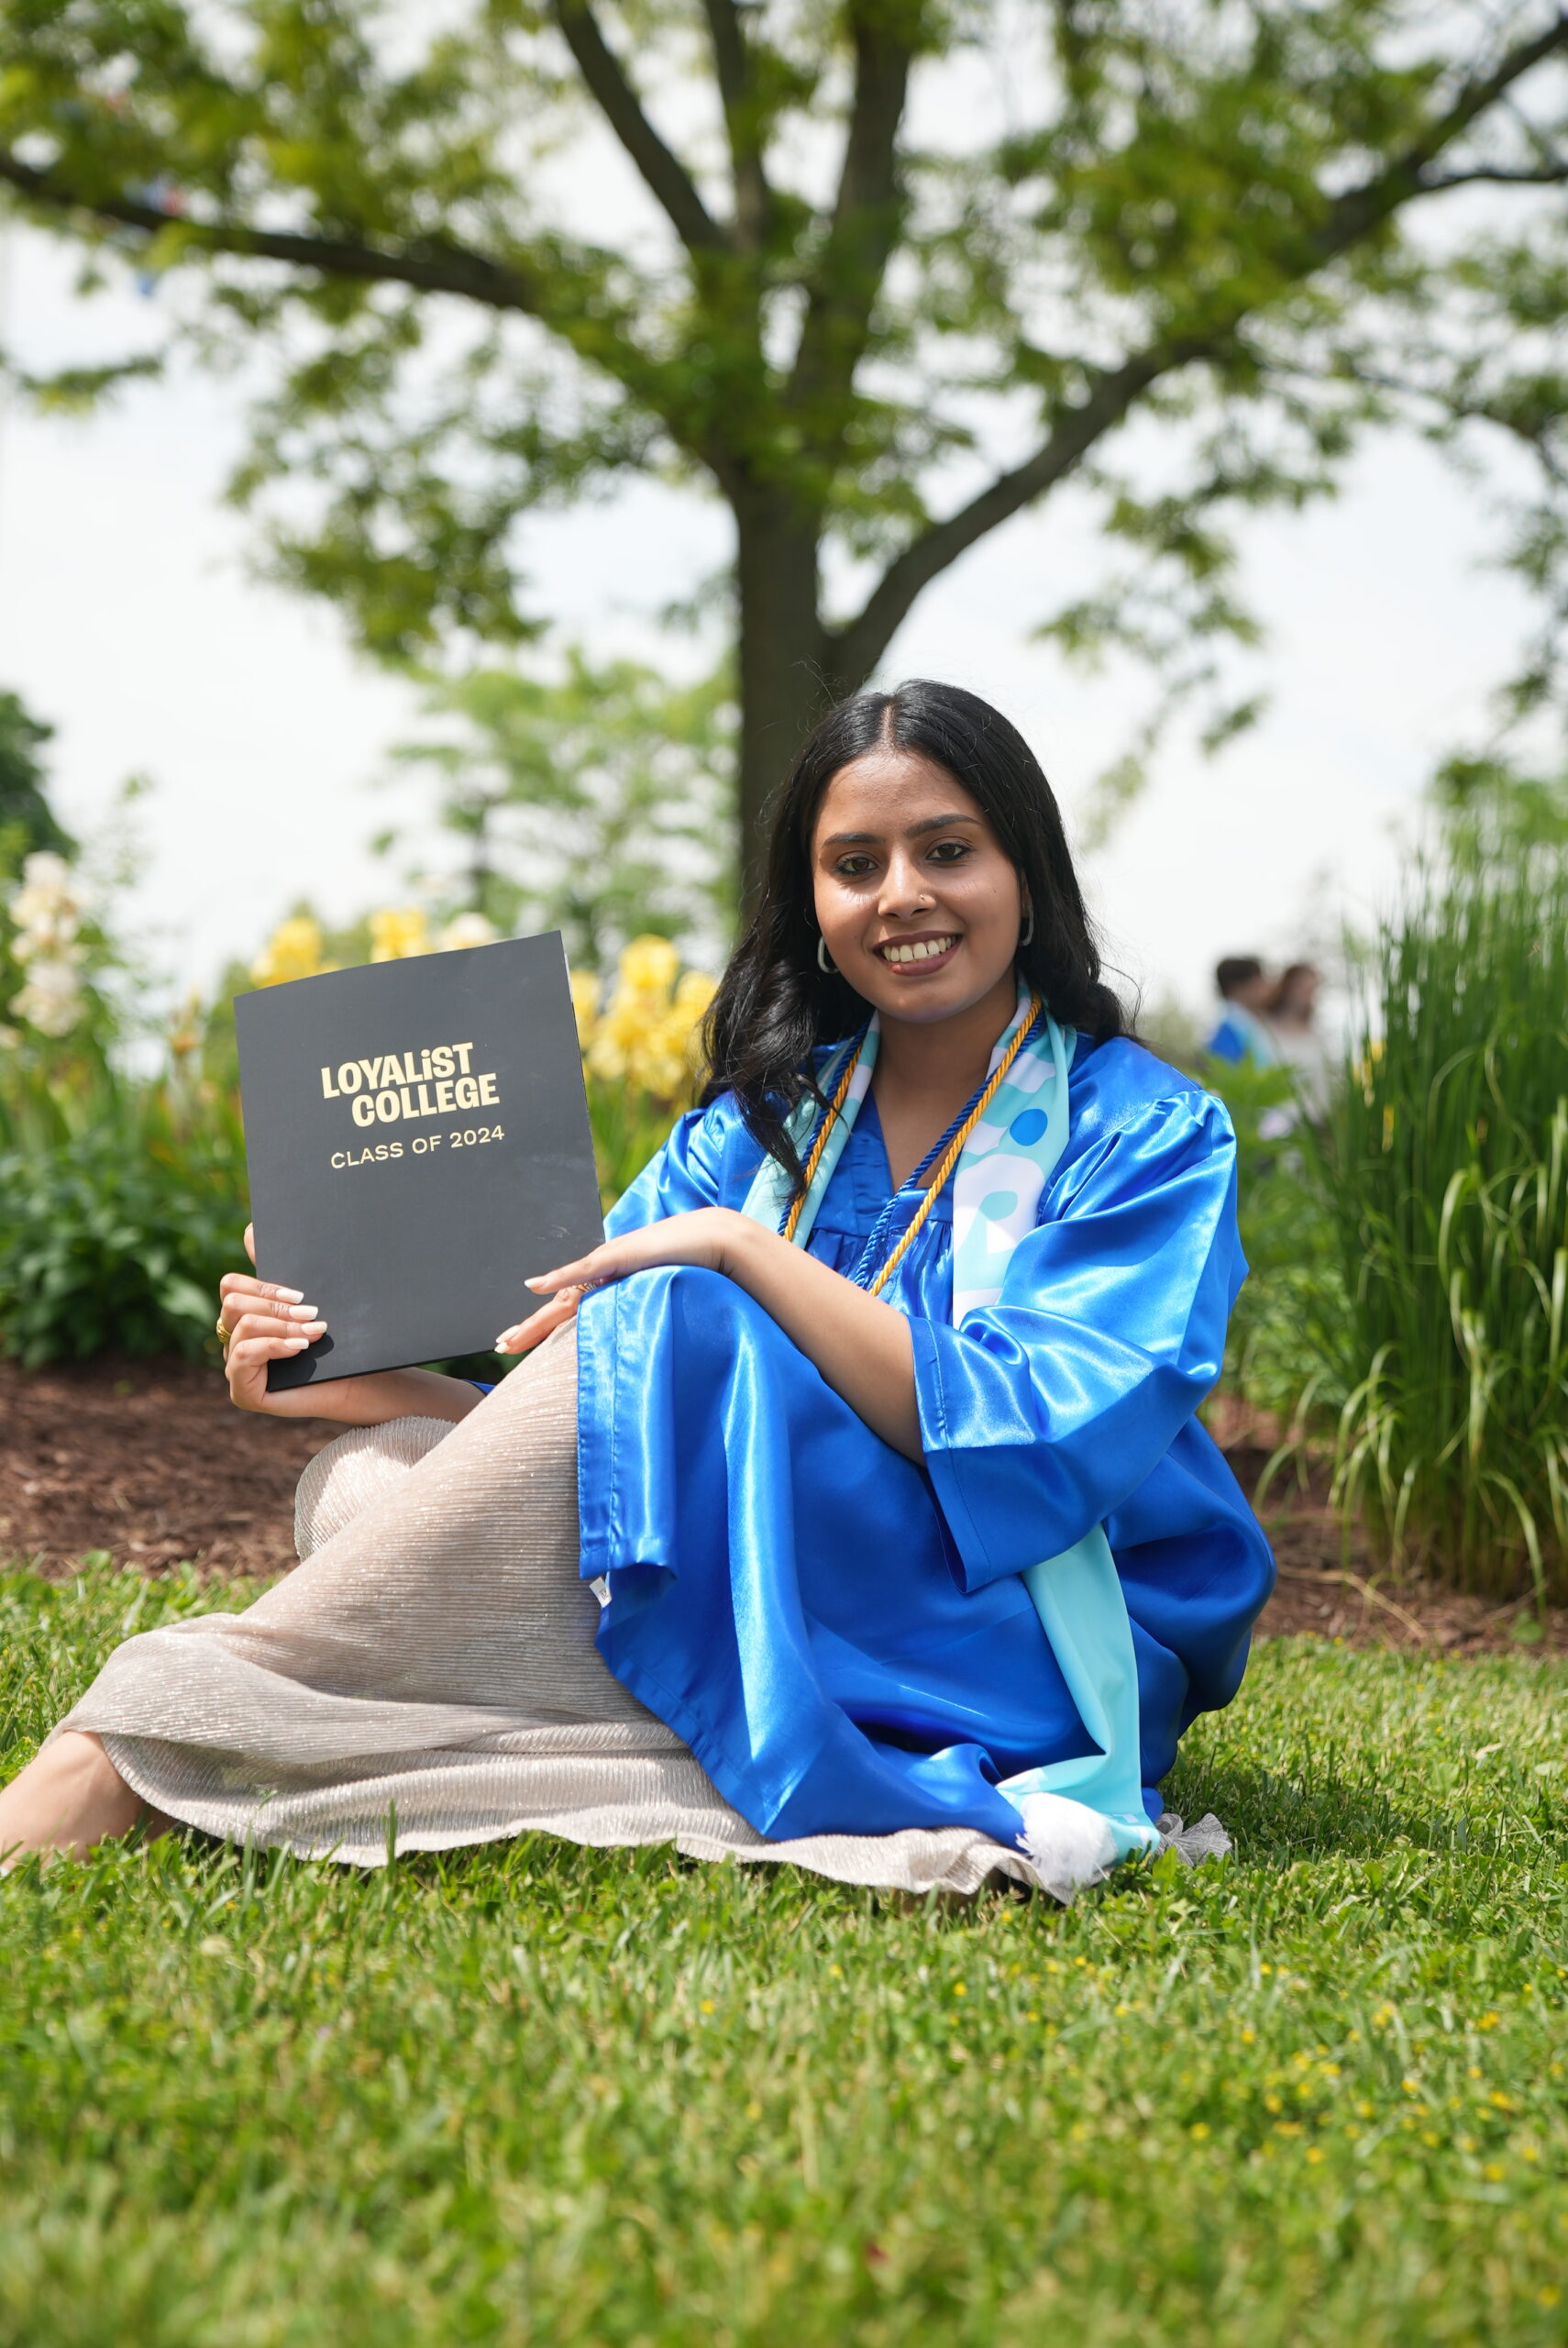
[
  {"left": 867, "top": 993, "right": 1043, "bottom": 1299},
  {"left": 781, "top": 993, "right": 1044, "bottom": 1292},
  {"left": 782, "top": 1039, "right": 865, "bottom": 1245}
]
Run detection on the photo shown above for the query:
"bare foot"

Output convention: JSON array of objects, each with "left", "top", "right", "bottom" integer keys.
[{"left": 0, "top": 1731, "right": 165, "bottom": 1866}]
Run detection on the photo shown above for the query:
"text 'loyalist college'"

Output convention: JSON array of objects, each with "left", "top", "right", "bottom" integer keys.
[{"left": 320, "top": 1041, "right": 502, "bottom": 1128}]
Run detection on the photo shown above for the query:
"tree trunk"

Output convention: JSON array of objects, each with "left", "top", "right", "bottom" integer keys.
[{"left": 734, "top": 490, "right": 838, "bottom": 903}]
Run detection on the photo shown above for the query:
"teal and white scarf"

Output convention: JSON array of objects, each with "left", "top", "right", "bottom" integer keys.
[{"left": 741, "top": 983, "right": 1161, "bottom": 1899}]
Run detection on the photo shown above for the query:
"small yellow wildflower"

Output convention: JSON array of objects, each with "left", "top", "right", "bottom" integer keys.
[
  {"left": 251, "top": 915, "right": 332, "bottom": 988},
  {"left": 569, "top": 969, "right": 602, "bottom": 1040},
  {"left": 585, "top": 936, "right": 713, "bottom": 1099},
  {"left": 369, "top": 908, "right": 431, "bottom": 962},
  {"left": 618, "top": 934, "right": 681, "bottom": 995},
  {"left": 674, "top": 968, "right": 717, "bottom": 1018}
]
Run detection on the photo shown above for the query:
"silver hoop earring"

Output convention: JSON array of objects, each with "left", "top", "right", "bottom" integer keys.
[
  {"left": 1019, "top": 907, "right": 1034, "bottom": 947},
  {"left": 817, "top": 935, "right": 835, "bottom": 975}
]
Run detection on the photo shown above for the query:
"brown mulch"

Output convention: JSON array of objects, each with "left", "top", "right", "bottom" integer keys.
[
  {"left": 1224, "top": 1444, "right": 1567, "bottom": 1656},
  {"left": 0, "top": 1353, "right": 333, "bottom": 1580},
  {"left": 1, "top": 1357, "right": 1562, "bottom": 1656}
]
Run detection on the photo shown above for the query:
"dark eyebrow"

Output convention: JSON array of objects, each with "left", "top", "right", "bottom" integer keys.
[{"left": 820, "top": 813, "right": 981, "bottom": 847}]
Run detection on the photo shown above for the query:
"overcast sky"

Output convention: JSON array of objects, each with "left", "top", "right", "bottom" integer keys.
[{"left": 0, "top": 217, "right": 1534, "bottom": 1023}]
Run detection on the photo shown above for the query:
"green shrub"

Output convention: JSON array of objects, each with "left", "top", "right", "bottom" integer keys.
[
  {"left": 0, "top": 1063, "right": 248, "bottom": 1364},
  {"left": 1321, "top": 860, "right": 1568, "bottom": 1600}
]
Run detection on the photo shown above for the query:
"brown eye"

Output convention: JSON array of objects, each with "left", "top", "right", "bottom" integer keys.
[
  {"left": 835, "top": 854, "right": 877, "bottom": 878},
  {"left": 928, "top": 839, "right": 971, "bottom": 863}
]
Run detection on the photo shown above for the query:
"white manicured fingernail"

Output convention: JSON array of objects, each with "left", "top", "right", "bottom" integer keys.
[
  {"left": 287, "top": 1338, "right": 309, "bottom": 1350},
  {"left": 277, "top": 1286, "right": 304, "bottom": 1302}
]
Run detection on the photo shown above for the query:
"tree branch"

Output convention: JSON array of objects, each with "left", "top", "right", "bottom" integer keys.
[
  {"left": 785, "top": 6, "right": 911, "bottom": 426},
  {"left": 1419, "top": 162, "right": 1568, "bottom": 190},
  {"left": 831, "top": 355, "right": 1164, "bottom": 679},
  {"left": 835, "top": 8, "right": 1568, "bottom": 678},
  {"left": 0, "top": 150, "right": 548, "bottom": 313},
  {"left": 701, "top": 0, "right": 771, "bottom": 249},
  {"left": 552, "top": 0, "right": 730, "bottom": 255},
  {"left": 1330, "top": 9, "right": 1568, "bottom": 242}
]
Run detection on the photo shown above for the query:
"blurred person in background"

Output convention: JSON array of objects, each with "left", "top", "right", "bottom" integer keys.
[
  {"left": 1204, "top": 958, "right": 1281, "bottom": 1069},
  {"left": 1267, "top": 961, "right": 1331, "bottom": 1124}
]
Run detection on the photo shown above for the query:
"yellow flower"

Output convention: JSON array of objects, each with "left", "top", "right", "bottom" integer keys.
[
  {"left": 369, "top": 908, "right": 431, "bottom": 962},
  {"left": 585, "top": 940, "right": 716, "bottom": 1102},
  {"left": 618, "top": 934, "right": 681, "bottom": 997},
  {"left": 674, "top": 969, "right": 717, "bottom": 1018},
  {"left": 569, "top": 969, "right": 602, "bottom": 1042},
  {"left": 251, "top": 915, "right": 332, "bottom": 988}
]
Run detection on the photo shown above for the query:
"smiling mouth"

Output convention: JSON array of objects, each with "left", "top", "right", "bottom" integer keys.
[{"left": 876, "top": 934, "right": 959, "bottom": 967}]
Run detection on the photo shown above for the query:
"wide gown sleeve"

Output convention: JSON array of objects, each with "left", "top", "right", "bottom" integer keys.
[
  {"left": 909, "top": 1088, "right": 1242, "bottom": 1590},
  {"left": 602, "top": 1104, "right": 734, "bottom": 1236}
]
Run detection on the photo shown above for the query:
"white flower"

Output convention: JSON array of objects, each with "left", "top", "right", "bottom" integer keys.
[
  {"left": 11, "top": 851, "right": 85, "bottom": 961},
  {"left": 439, "top": 912, "right": 501, "bottom": 952},
  {"left": 12, "top": 926, "right": 83, "bottom": 966},
  {"left": 12, "top": 957, "right": 84, "bottom": 1037},
  {"left": 18, "top": 850, "right": 72, "bottom": 893}
]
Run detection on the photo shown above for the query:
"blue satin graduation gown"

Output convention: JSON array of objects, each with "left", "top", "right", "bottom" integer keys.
[{"left": 574, "top": 1033, "right": 1275, "bottom": 1851}]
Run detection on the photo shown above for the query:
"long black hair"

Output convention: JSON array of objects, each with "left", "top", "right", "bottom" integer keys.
[{"left": 701, "top": 679, "right": 1128, "bottom": 1184}]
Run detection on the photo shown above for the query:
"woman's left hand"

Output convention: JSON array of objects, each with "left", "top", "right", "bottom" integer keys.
[{"left": 493, "top": 1209, "right": 747, "bottom": 1352}]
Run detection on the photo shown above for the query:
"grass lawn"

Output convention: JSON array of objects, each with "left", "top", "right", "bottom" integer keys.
[{"left": 3, "top": 1564, "right": 1568, "bottom": 2346}]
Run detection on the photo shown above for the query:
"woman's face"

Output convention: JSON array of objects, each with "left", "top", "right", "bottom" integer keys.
[{"left": 810, "top": 748, "right": 1025, "bottom": 1026}]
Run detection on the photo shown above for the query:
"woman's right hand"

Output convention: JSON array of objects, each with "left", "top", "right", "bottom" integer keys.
[
  {"left": 217, "top": 1226, "right": 485, "bottom": 1428},
  {"left": 218, "top": 1224, "right": 330, "bottom": 1416}
]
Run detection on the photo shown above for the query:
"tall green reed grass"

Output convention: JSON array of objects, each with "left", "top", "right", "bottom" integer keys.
[{"left": 1323, "top": 859, "right": 1568, "bottom": 1600}]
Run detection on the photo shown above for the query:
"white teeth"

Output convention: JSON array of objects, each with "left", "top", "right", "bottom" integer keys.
[{"left": 881, "top": 936, "right": 955, "bottom": 965}]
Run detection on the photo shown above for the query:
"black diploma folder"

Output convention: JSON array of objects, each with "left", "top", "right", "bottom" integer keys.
[{"left": 234, "top": 931, "right": 604, "bottom": 1390}]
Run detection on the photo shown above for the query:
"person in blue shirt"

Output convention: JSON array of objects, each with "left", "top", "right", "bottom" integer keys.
[
  {"left": 1205, "top": 957, "right": 1282, "bottom": 1068},
  {"left": 3, "top": 682, "right": 1274, "bottom": 1895}
]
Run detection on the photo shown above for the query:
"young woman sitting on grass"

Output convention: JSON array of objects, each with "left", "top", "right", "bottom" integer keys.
[{"left": 0, "top": 681, "right": 1274, "bottom": 1899}]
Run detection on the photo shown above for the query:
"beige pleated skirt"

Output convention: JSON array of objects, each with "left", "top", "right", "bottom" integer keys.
[{"left": 56, "top": 1327, "right": 1223, "bottom": 1898}]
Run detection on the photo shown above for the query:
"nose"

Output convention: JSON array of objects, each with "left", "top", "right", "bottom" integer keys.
[{"left": 878, "top": 847, "right": 935, "bottom": 921}]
